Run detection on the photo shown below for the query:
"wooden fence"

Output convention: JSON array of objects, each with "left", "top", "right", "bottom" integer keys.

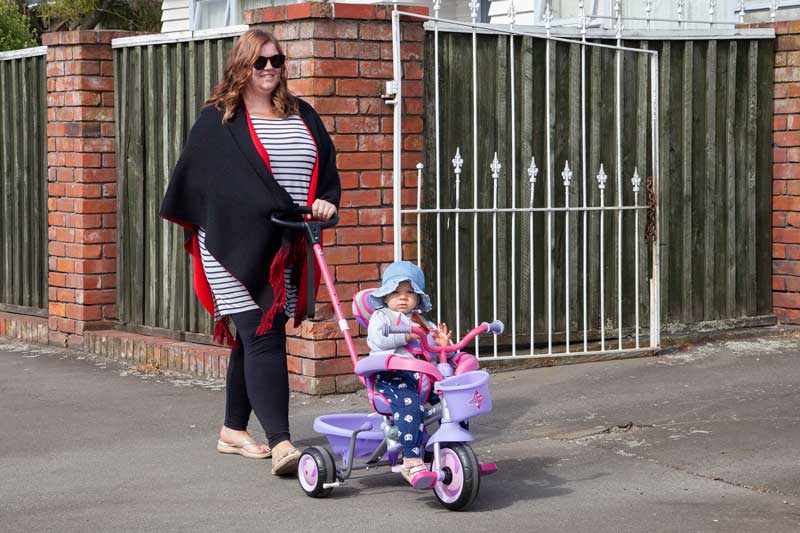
[
  {"left": 114, "top": 34, "right": 237, "bottom": 340},
  {"left": 0, "top": 48, "right": 48, "bottom": 316},
  {"left": 421, "top": 31, "right": 774, "bottom": 341}
]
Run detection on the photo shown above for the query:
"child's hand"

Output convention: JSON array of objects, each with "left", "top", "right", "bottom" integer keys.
[{"left": 433, "top": 322, "right": 452, "bottom": 347}]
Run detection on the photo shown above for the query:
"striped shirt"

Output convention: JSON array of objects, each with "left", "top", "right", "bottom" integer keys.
[
  {"left": 199, "top": 115, "right": 316, "bottom": 320},
  {"left": 198, "top": 227, "right": 260, "bottom": 320}
]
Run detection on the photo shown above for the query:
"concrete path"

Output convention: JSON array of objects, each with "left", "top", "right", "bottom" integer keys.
[{"left": 1, "top": 330, "right": 799, "bottom": 532}]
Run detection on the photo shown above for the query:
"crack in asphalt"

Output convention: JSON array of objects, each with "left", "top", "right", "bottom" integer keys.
[{"left": 559, "top": 421, "right": 796, "bottom": 500}]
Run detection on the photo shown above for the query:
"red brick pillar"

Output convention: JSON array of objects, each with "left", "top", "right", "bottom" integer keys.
[
  {"left": 772, "top": 22, "right": 800, "bottom": 325},
  {"left": 43, "top": 31, "right": 132, "bottom": 347},
  {"left": 246, "top": 3, "right": 426, "bottom": 393}
]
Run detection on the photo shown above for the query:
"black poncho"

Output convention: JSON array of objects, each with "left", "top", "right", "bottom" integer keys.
[{"left": 159, "top": 99, "right": 341, "bottom": 345}]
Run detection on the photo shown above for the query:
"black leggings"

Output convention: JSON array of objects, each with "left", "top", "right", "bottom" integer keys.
[{"left": 224, "top": 310, "right": 290, "bottom": 449}]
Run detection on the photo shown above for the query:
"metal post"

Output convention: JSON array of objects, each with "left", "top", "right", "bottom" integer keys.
[
  {"left": 649, "top": 54, "right": 661, "bottom": 349},
  {"left": 509, "top": 0, "right": 517, "bottom": 356},
  {"left": 545, "top": 1, "right": 553, "bottom": 355},
  {"left": 562, "top": 161, "right": 572, "bottom": 352},
  {"left": 615, "top": 0, "right": 623, "bottom": 351},
  {"left": 391, "top": 7, "right": 403, "bottom": 261},
  {"left": 434, "top": 0, "right": 442, "bottom": 322},
  {"left": 580, "top": 0, "right": 588, "bottom": 352},
  {"left": 470, "top": 0, "right": 480, "bottom": 356}
]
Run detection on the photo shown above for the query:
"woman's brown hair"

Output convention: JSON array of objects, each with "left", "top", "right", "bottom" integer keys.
[{"left": 206, "top": 29, "right": 299, "bottom": 122}]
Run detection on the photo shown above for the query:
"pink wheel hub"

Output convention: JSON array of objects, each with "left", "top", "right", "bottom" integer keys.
[
  {"left": 298, "top": 454, "right": 319, "bottom": 492},
  {"left": 434, "top": 448, "right": 464, "bottom": 504}
]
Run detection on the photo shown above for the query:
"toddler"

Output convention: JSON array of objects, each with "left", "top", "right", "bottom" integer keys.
[{"left": 366, "top": 261, "right": 452, "bottom": 486}]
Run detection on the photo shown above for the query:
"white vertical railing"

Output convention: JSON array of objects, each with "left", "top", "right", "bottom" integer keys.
[
  {"left": 453, "top": 148, "right": 463, "bottom": 340},
  {"left": 528, "top": 158, "right": 538, "bottom": 356},
  {"left": 544, "top": 1, "right": 554, "bottom": 355},
  {"left": 509, "top": 0, "right": 518, "bottom": 357},
  {"left": 470, "top": 0, "right": 481, "bottom": 357},
  {"left": 579, "top": 0, "right": 588, "bottom": 353}
]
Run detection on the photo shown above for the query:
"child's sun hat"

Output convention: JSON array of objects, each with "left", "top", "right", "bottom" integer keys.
[{"left": 368, "top": 261, "right": 432, "bottom": 312}]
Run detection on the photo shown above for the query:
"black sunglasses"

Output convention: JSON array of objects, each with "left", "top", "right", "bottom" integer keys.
[{"left": 253, "top": 54, "right": 286, "bottom": 70}]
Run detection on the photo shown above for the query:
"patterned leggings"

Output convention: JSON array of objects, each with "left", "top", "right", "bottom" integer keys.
[{"left": 374, "top": 371, "right": 427, "bottom": 459}]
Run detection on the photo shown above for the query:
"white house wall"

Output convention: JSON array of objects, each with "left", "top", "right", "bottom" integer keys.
[{"left": 161, "top": 0, "right": 191, "bottom": 32}]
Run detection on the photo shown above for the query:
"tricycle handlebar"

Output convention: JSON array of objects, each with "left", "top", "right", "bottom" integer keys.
[{"left": 383, "top": 320, "right": 504, "bottom": 364}]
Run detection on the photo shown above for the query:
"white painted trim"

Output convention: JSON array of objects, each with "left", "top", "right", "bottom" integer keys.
[
  {"left": 0, "top": 46, "right": 47, "bottom": 61},
  {"left": 745, "top": 0, "right": 800, "bottom": 10},
  {"left": 423, "top": 21, "right": 776, "bottom": 40},
  {"left": 112, "top": 24, "right": 248, "bottom": 48}
]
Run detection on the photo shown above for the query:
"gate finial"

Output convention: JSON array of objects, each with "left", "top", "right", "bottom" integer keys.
[
  {"left": 528, "top": 157, "right": 538, "bottom": 185},
  {"left": 452, "top": 147, "right": 464, "bottom": 175},
  {"left": 562, "top": 161, "right": 572, "bottom": 188},
  {"left": 491, "top": 153, "right": 501, "bottom": 180},
  {"left": 631, "top": 167, "right": 641, "bottom": 193},
  {"left": 596, "top": 164, "right": 608, "bottom": 190}
]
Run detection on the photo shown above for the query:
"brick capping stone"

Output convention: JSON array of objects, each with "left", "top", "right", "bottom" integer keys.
[{"left": 244, "top": 2, "right": 429, "bottom": 24}]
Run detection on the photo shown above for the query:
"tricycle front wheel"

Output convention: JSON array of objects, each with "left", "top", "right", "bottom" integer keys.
[
  {"left": 433, "top": 443, "right": 480, "bottom": 511},
  {"left": 298, "top": 446, "right": 337, "bottom": 498}
]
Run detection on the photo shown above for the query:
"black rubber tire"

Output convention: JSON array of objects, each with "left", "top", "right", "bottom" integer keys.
[
  {"left": 297, "top": 446, "right": 336, "bottom": 498},
  {"left": 433, "top": 443, "right": 481, "bottom": 511}
]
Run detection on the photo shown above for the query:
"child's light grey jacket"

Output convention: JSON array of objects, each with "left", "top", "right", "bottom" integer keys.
[{"left": 366, "top": 307, "right": 435, "bottom": 358}]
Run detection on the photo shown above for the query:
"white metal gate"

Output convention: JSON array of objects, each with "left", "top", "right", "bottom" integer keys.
[{"left": 388, "top": 1, "right": 662, "bottom": 361}]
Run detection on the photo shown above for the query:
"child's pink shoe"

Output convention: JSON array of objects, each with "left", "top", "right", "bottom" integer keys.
[{"left": 400, "top": 461, "right": 437, "bottom": 489}]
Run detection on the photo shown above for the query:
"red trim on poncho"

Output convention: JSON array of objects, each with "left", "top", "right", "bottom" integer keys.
[{"left": 158, "top": 214, "right": 238, "bottom": 348}]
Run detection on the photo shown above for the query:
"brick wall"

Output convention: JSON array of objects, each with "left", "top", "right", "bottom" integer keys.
[
  {"left": 246, "top": 3, "right": 426, "bottom": 393},
  {"left": 772, "top": 22, "right": 800, "bottom": 324},
  {"left": 42, "top": 31, "right": 131, "bottom": 347}
]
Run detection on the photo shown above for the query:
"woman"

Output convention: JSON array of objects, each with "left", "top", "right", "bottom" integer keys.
[{"left": 160, "top": 29, "right": 340, "bottom": 476}]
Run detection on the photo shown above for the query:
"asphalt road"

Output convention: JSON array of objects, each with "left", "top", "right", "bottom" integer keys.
[{"left": 1, "top": 329, "right": 799, "bottom": 532}]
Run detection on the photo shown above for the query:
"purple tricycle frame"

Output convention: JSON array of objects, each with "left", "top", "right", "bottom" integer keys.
[{"left": 274, "top": 210, "right": 500, "bottom": 511}]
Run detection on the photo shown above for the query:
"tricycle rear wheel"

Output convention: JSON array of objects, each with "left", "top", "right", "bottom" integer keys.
[{"left": 298, "top": 446, "right": 337, "bottom": 498}]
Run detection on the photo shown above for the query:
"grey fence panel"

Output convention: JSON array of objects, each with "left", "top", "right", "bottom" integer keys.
[
  {"left": 0, "top": 51, "right": 48, "bottom": 314},
  {"left": 422, "top": 32, "right": 773, "bottom": 342},
  {"left": 115, "top": 36, "right": 237, "bottom": 339}
]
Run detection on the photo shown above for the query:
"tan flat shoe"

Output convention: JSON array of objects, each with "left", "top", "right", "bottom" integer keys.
[
  {"left": 217, "top": 438, "right": 271, "bottom": 459},
  {"left": 271, "top": 446, "right": 301, "bottom": 475}
]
